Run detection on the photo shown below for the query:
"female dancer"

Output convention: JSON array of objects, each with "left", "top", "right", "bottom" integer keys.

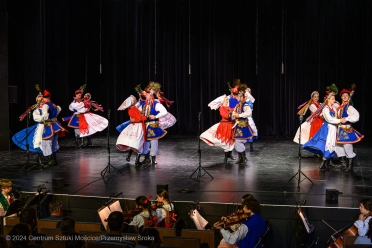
[
  {"left": 293, "top": 91, "right": 323, "bottom": 145},
  {"left": 116, "top": 95, "right": 147, "bottom": 166},
  {"left": 62, "top": 87, "right": 108, "bottom": 147},
  {"left": 200, "top": 95, "right": 235, "bottom": 164},
  {"left": 302, "top": 85, "right": 346, "bottom": 171}
]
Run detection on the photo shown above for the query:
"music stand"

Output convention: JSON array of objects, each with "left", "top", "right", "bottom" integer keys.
[
  {"left": 24, "top": 187, "right": 50, "bottom": 218},
  {"left": 101, "top": 110, "right": 123, "bottom": 180},
  {"left": 190, "top": 112, "right": 213, "bottom": 181},
  {"left": 4, "top": 196, "right": 29, "bottom": 217},
  {"left": 18, "top": 112, "right": 43, "bottom": 173},
  {"left": 288, "top": 115, "right": 313, "bottom": 186}
]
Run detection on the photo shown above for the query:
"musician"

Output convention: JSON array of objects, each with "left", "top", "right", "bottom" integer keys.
[
  {"left": 129, "top": 196, "right": 152, "bottom": 233},
  {"left": 152, "top": 189, "right": 176, "bottom": 228},
  {"left": 0, "top": 179, "right": 13, "bottom": 216},
  {"left": 354, "top": 198, "right": 372, "bottom": 244},
  {"left": 214, "top": 198, "right": 266, "bottom": 248},
  {"left": 96, "top": 211, "right": 136, "bottom": 247}
]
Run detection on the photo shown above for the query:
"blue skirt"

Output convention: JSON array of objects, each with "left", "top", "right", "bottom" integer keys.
[
  {"left": 116, "top": 120, "right": 130, "bottom": 133},
  {"left": 302, "top": 123, "right": 335, "bottom": 159},
  {"left": 11, "top": 124, "right": 42, "bottom": 154}
]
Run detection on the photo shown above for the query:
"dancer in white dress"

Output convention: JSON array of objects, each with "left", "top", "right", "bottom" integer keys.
[{"left": 62, "top": 86, "right": 108, "bottom": 147}]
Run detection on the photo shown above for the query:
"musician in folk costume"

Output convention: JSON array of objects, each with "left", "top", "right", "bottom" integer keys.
[
  {"left": 302, "top": 84, "right": 347, "bottom": 171},
  {"left": 200, "top": 94, "right": 235, "bottom": 164},
  {"left": 293, "top": 91, "right": 323, "bottom": 145},
  {"left": 63, "top": 85, "right": 108, "bottom": 147},
  {"left": 116, "top": 95, "right": 147, "bottom": 166},
  {"left": 33, "top": 89, "right": 66, "bottom": 167},
  {"left": 334, "top": 85, "right": 364, "bottom": 171},
  {"left": 230, "top": 82, "right": 254, "bottom": 164}
]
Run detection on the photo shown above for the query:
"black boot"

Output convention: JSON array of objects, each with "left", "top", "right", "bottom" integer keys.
[
  {"left": 235, "top": 153, "right": 243, "bottom": 164},
  {"left": 345, "top": 158, "right": 354, "bottom": 172},
  {"left": 37, "top": 154, "right": 46, "bottom": 169},
  {"left": 328, "top": 158, "right": 336, "bottom": 168},
  {"left": 249, "top": 142, "right": 254, "bottom": 152},
  {"left": 47, "top": 155, "right": 56, "bottom": 166},
  {"left": 75, "top": 136, "right": 83, "bottom": 147},
  {"left": 86, "top": 136, "right": 93, "bottom": 146},
  {"left": 224, "top": 152, "right": 228, "bottom": 164},
  {"left": 339, "top": 156, "right": 347, "bottom": 169},
  {"left": 135, "top": 154, "right": 141, "bottom": 166},
  {"left": 142, "top": 152, "right": 151, "bottom": 165},
  {"left": 241, "top": 152, "right": 248, "bottom": 163},
  {"left": 227, "top": 151, "right": 235, "bottom": 160},
  {"left": 151, "top": 156, "right": 157, "bottom": 165},
  {"left": 126, "top": 150, "right": 134, "bottom": 162},
  {"left": 52, "top": 153, "right": 58, "bottom": 165},
  {"left": 320, "top": 159, "right": 328, "bottom": 171}
]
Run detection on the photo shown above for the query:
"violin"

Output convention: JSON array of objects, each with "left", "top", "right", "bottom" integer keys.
[
  {"left": 151, "top": 201, "right": 163, "bottom": 210},
  {"left": 122, "top": 208, "right": 142, "bottom": 220},
  {"left": 213, "top": 210, "right": 250, "bottom": 229}
]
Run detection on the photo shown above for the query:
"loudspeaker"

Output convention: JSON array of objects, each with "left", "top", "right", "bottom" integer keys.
[
  {"left": 9, "top": 86, "right": 17, "bottom": 103},
  {"left": 52, "top": 178, "right": 65, "bottom": 189},
  {"left": 157, "top": 184, "right": 168, "bottom": 193},
  {"left": 326, "top": 189, "right": 339, "bottom": 203}
]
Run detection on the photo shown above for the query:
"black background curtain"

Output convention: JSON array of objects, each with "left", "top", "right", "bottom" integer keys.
[{"left": 7, "top": 0, "right": 371, "bottom": 141}]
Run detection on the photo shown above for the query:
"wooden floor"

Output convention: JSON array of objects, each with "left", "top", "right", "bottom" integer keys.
[{"left": 2, "top": 133, "right": 371, "bottom": 208}]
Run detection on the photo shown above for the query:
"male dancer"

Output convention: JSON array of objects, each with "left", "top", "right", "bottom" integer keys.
[
  {"left": 335, "top": 86, "right": 364, "bottom": 171},
  {"left": 140, "top": 82, "right": 168, "bottom": 166}
]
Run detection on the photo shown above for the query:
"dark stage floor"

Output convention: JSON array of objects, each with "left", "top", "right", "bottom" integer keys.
[{"left": 2, "top": 134, "right": 371, "bottom": 209}]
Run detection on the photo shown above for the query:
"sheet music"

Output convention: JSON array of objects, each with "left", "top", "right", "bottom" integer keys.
[
  {"left": 97, "top": 200, "right": 123, "bottom": 230},
  {"left": 298, "top": 211, "right": 312, "bottom": 233},
  {"left": 190, "top": 209, "right": 209, "bottom": 230}
]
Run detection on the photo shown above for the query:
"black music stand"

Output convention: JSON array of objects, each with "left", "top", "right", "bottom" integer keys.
[
  {"left": 190, "top": 112, "right": 213, "bottom": 181},
  {"left": 24, "top": 186, "right": 49, "bottom": 218},
  {"left": 4, "top": 196, "right": 29, "bottom": 217},
  {"left": 18, "top": 112, "right": 43, "bottom": 173},
  {"left": 288, "top": 115, "right": 313, "bottom": 186},
  {"left": 101, "top": 110, "right": 123, "bottom": 180}
]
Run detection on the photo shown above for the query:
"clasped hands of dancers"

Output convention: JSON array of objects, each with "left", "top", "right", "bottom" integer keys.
[{"left": 295, "top": 83, "right": 364, "bottom": 172}]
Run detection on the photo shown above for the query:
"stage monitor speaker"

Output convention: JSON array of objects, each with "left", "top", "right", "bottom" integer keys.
[
  {"left": 157, "top": 184, "right": 168, "bottom": 193},
  {"left": 9, "top": 86, "right": 17, "bottom": 103},
  {"left": 53, "top": 178, "right": 65, "bottom": 189},
  {"left": 326, "top": 189, "right": 339, "bottom": 204}
]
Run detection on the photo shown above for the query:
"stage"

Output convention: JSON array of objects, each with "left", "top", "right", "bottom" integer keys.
[{"left": 2, "top": 134, "right": 371, "bottom": 247}]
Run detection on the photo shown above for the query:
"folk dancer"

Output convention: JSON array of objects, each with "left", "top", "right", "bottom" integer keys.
[
  {"left": 335, "top": 85, "right": 364, "bottom": 171},
  {"left": 302, "top": 84, "right": 347, "bottom": 171},
  {"left": 116, "top": 95, "right": 147, "bottom": 166},
  {"left": 293, "top": 91, "right": 323, "bottom": 146},
  {"left": 12, "top": 89, "right": 45, "bottom": 166},
  {"left": 244, "top": 87, "right": 258, "bottom": 152},
  {"left": 200, "top": 95, "right": 235, "bottom": 164},
  {"left": 33, "top": 90, "right": 66, "bottom": 167},
  {"left": 140, "top": 82, "right": 168, "bottom": 166},
  {"left": 231, "top": 83, "right": 254, "bottom": 164},
  {"left": 63, "top": 85, "right": 108, "bottom": 147}
]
